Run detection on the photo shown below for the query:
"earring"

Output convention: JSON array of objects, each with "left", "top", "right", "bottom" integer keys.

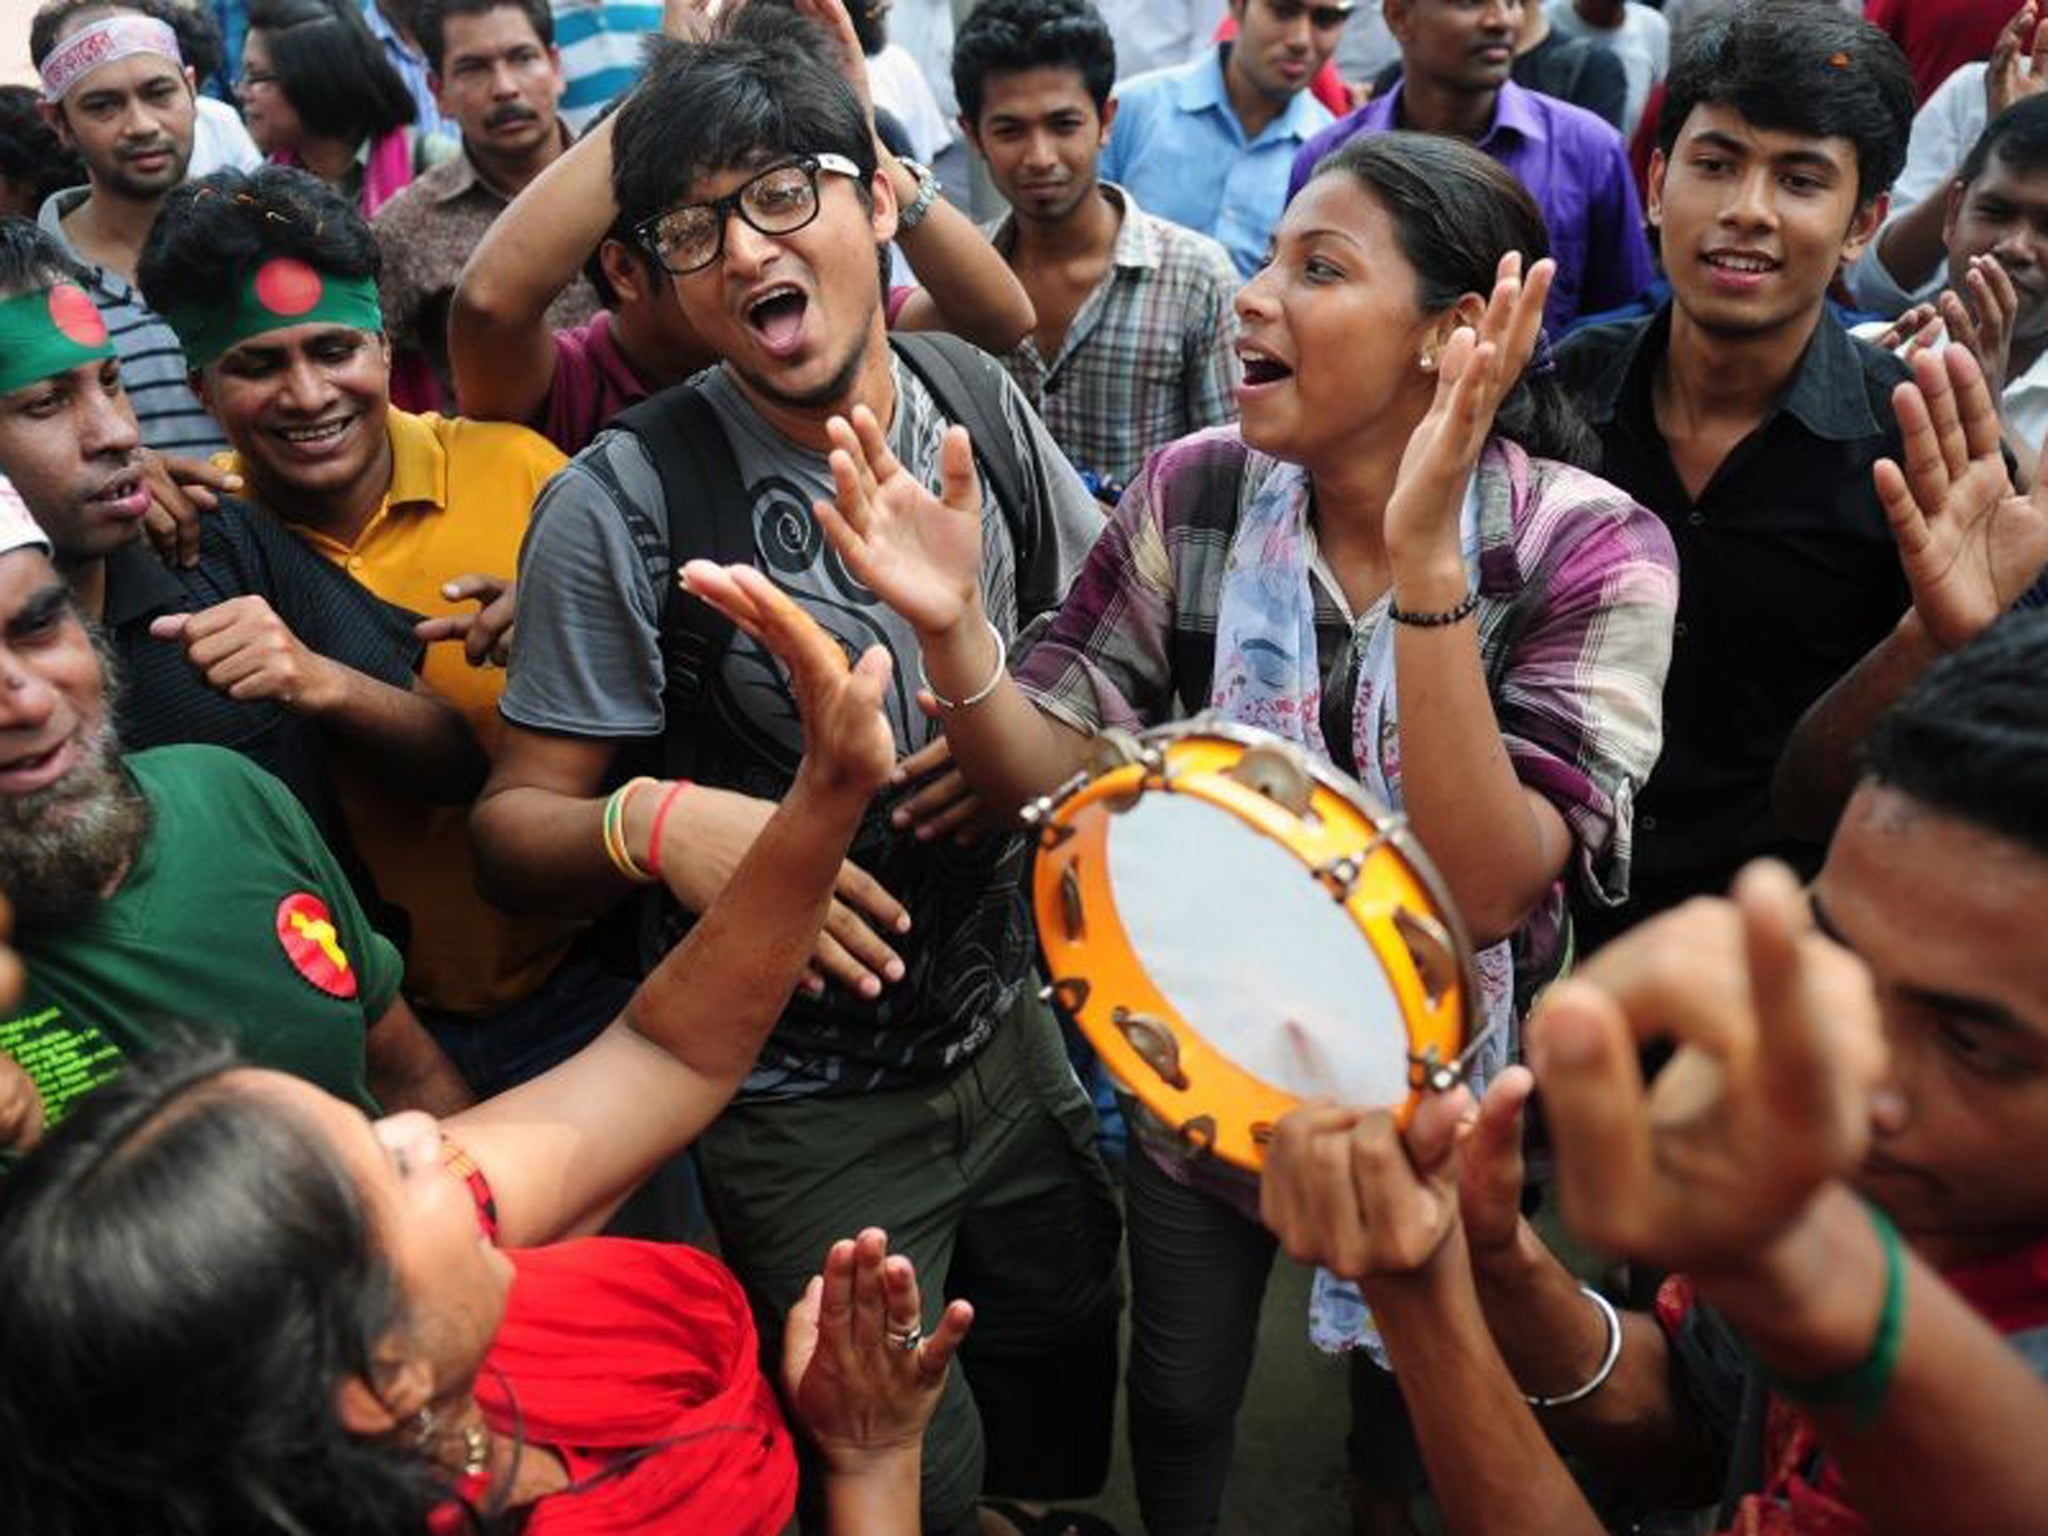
[{"left": 1418, "top": 347, "right": 1438, "bottom": 373}]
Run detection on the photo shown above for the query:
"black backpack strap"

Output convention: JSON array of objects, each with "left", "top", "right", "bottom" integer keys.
[
  {"left": 608, "top": 384, "right": 754, "bottom": 780},
  {"left": 888, "top": 330, "right": 1042, "bottom": 579}
]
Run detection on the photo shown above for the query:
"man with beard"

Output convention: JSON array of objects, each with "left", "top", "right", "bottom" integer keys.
[
  {"left": 372, "top": 0, "right": 597, "bottom": 410},
  {"left": 952, "top": 0, "right": 1240, "bottom": 498},
  {"left": 0, "top": 482, "right": 472, "bottom": 1135},
  {"left": 28, "top": 0, "right": 225, "bottom": 456}
]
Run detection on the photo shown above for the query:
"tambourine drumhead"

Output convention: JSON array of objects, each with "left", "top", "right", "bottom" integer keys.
[{"left": 1028, "top": 722, "right": 1481, "bottom": 1171}]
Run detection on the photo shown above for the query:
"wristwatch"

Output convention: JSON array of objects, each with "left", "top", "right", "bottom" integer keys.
[{"left": 895, "top": 158, "right": 941, "bottom": 232}]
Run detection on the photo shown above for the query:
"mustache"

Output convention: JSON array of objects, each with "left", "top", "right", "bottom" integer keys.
[{"left": 484, "top": 104, "right": 540, "bottom": 130}]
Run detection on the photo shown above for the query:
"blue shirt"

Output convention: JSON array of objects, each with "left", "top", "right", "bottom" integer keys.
[
  {"left": 1101, "top": 46, "right": 1335, "bottom": 279},
  {"left": 1289, "top": 80, "right": 1655, "bottom": 332},
  {"left": 362, "top": 0, "right": 458, "bottom": 147},
  {"left": 551, "top": 0, "right": 665, "bottom": 134}
]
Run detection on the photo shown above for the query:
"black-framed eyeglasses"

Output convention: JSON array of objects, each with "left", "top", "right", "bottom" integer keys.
[{"left": 635, "top": 153, "right": 864, "bottom": 276}]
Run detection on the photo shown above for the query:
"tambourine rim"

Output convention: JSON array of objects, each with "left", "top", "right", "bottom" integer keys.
[{"left": 1028, "top": 716, "right": 1489, "bottom": 1168}]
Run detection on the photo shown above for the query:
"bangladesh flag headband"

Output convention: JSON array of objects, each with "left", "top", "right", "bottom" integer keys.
[
  {"left": 165, "top": 257, "right": 385, "bottom": 370},
  {"left": 0, "top": 283, "right": 115, "bottom": 395}
]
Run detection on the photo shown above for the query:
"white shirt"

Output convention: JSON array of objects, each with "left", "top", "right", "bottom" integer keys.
[
  {"left": 885, "top": 0, "right": 958, "bottom": 119},
  {"left": 868, "top": 42, "right": 953, "bottom": 165},
  {"left": 1845, "top": 61, "right": 1988, "bottom": 318},
  {"left": 189, "top": 95, "right": 262, "bottom": 178},
  {"left": 1544, "top": 0, "right": 1669, "bottom": 139}
]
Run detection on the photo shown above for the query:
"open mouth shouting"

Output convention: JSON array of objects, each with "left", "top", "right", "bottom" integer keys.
[
  {"left": 743, "top": 282, "right": 811, "bottom": 360},
  {"left": 0, "top": 734, "right": 80, "bottom": 797},
  {"left": 1237, "top": 344, "right": 1296, "bottom": 394}
]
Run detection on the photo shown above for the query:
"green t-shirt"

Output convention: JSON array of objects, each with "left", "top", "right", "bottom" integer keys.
[{"left": 0, "top": 745, "right": 404, "bottom": 1127}]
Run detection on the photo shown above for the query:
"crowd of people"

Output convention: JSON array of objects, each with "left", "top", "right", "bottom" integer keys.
[{"left": 1, "top": 0, "right": 2046, "bottom": 1533}]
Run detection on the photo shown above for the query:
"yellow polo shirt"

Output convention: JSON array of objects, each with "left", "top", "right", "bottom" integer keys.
[{"left": 231, "top": 409, "right": 577, "bottom": 1017}]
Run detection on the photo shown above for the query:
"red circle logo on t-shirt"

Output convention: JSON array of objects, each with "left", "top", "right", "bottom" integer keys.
[
  {"left": 275, "top": 892, "right": 358, "bottom": 999},
  {"left": 252, "top": 257, "right": 325, "bottom": 318},
  {"left": 46, "top": 284, "right": 107, "bottom": 348}
]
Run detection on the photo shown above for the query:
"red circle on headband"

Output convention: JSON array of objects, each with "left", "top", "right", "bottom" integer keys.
[
  {"left": 253, "top": 257, "right": 325, "bottom": 317},
  {"left": 47, "top": 284, "right": 107, "bottom": 347}
]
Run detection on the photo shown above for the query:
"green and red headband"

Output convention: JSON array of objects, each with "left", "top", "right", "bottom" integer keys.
[
  {"left": 0, "top": 283, "right": 115, "bottom": 394},
  {"left": 164, "top": 257, "right": 384, "bottom": 370}
]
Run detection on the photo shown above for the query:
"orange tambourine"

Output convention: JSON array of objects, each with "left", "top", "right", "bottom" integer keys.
[{"left": 1027, "top": 719, "right": 1488, "bottom": 1171}]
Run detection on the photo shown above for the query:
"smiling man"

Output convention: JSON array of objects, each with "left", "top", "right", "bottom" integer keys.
[
  {"left": 1556, "top": 3, "right": 1918, "bottom": 951},
  {"left": 467, "top": 28, "right": 1121, "bottom": 1536},
  {"left": 29, "top": 0, "right": 224, "bottom": 456},
  {"left": 133, "top": 164, "right": 628, "bottom": 1097},
  {"left": 371, "top": 0, "right": 598, "bottom": 410},
  {"left": 0, "top": 215, "right": 476, "bottom": 877},
  {"left": 1100, "top": 0, "right": 1349, "bottom": 276}
]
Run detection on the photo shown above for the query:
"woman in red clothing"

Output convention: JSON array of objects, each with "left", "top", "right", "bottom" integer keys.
[{"left": 0, "top": 568, "right": 970, "bottom": 1536}]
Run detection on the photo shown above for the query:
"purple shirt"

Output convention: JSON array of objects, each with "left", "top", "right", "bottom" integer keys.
[{"left": 1288, "top": 81, "right": 1654, "bottom": 332}]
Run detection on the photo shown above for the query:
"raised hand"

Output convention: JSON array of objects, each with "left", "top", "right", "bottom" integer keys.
[
  {"left": 783, "top": 1228, "right": 973, "bottom": 1472},
  {"left": 679, "top": 560, "right": 897, "bottom": 803},
  {"left": 1529, "top": 862, "right": 1885, "bottom": 1279},
  {"left": 1936, "top": 254, "right": 2021, "bottom": 402},
  {"left": 809, "top": 405, "right": 987, "bottom": 640},
  {"left": 790, "top": 0, "right": 876, "bottom": 125},
  {"left": 1384, "top": 253, "right": 1556, "bottom": 573},
  {"left": 415, "top": 573, "right": 518, "bottom": 668},
  {"left": 1874, "top": 343, "right": 2048, "bottom": 651},
  {"left": 1259, "top": 1089, "right": 1475, "bottom": 1287},
  {"left": 1987, "top": 2, "right": 2048, "bottom": 116}
]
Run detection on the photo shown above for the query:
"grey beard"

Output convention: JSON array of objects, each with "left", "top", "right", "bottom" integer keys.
[{"left": 0, "top": 719, "right": 151, "bottom": 928}]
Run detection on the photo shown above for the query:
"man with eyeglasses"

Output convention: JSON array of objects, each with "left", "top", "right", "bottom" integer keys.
[
  {"left": 471, "top": 23, "right": 1121, "bottom": 1536},
  {"left": 1100, "top": 0, "right": 1351, "bottom": 277}
]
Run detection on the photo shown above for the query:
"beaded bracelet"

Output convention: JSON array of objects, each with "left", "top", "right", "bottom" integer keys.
[
  {"left": 1388, "top": 589, "right": 1481, "bottom": 628},
  {"left": 1760, "top": 1201, "right": 1907, "bottom": 1430},
  {"left": 601, "top": 777, "right": 658, "bottom": 884}
]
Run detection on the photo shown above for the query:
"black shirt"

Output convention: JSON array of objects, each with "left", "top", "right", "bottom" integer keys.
[
  {"left": 1558, "top": 306, "right": 1912, "bottom": 948},
  {"left": 103, "top": 496, "right": 424, "bottom": 860}
]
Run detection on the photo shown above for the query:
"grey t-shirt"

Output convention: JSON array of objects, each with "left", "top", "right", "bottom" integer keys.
[{"left": 503, "top": 356, "right": 1104, "bottom": 1098}]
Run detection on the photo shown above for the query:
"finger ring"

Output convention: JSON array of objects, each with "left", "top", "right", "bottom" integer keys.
[{"left": 885, "top": 1323, "right": 922, "bottom": 1352}]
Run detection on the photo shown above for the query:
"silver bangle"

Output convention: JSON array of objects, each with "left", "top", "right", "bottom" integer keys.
[
  {"left": 895, "top": 157, "right": 941, "bottom": 231},
  {"left": 1524, "top": 1285, "right": 1622, "bottom": 1409},
  {"left": 918, "top": 617, "right": 1005, "bottom": 711}
]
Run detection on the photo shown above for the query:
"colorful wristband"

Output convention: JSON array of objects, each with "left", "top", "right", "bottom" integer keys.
[
  {"left": 645, "top": 779, "right": 691, "bottom": 879},
  {"left": 1760, "top": 1201, "right": 1907, "bottom": 1430},
  {"left": 602, "top": 777, "right": 658, "bottom": 885}
]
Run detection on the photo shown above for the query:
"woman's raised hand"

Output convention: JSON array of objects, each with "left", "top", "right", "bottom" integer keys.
[
  {"left": 678, "top": 562, "right": 897, "bottom": 800},
  {"left": 1385, "top": 252, "right": 1556, "bottom": 571},
  {"left": 810, "top": 406, "right": 989, "bottom": 640}
]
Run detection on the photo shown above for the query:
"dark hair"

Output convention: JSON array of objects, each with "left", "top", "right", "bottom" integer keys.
[
  {"left": 0, "top": 89, "right": 85, "bottom": 211},
  {"left": 609, "top": 29, "right": 875, "bottom": 232},
  {"left": 246, "top": 0, "right": 416, "bottom": 143},
  {"left": 1863, "top": 609, "right": 2048, "bottom": 859},
  {"left": 0, "top": 212, "right": 94, "bottom": 297},
  {"left": 415, "top": 0, "right": 552, "bottom": 74},
  {"left": 137, "top": 165, "right": 383, "bottom": 324},
  {"left": 0, "top": 1044, "right": 446, "bottom": 1536},
  {"left": 951, "top": 0, "right": 1116, "bottom": 124},
  {"left": 1309, "top": 132, "right": 1596, "bottom": 468},
  {"left": 1958, "top": 93, "right": 2048, "bottom": 189},
  {"left": 1656, "top": 1, "right": 1914, "bottom": 206}
]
